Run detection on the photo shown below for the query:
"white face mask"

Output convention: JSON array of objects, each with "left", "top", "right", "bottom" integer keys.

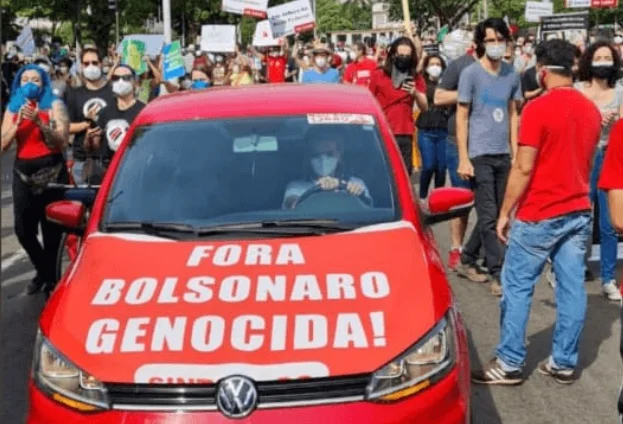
[
  {"left": 38, "top": 63, "right": 51, "bottom": 73},
  {"left": 523, "top": 45, "right": 533, "bottom": 54},
  {"left": 83, "top": 65, "right": 102, "bottom": 81},
  {"left": 59, "top": 66, "right": 69, "bottom": 74},
  {"left": 349, "top": 51, "right": 357, "bottom": 61},
  {"left": 311, "top": 154, "right": 338, "bottom": 177},
  {"left": 112, "top": 79, "right": 134, "bottom": 97},
  {"left": 315, "top": 56, "right": 327, "bottom": 68},
  {"left": 427, "top": 64, "right": 442, "bottom": 78},
  {"left": 102, "top": 66, "right": 110, "bottom": 74},
  {"left": 485, "top": 44, "right": 506, "bottom": 61},
  {"left": 615, "top": 36, "right": 623, "bottom": 45}
]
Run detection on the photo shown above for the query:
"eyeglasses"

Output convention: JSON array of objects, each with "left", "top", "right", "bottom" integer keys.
[
  {"left": 82, "top": 61, "right": 100, "bottom": 66},
  {"left": 111, "top": 74, "right": 133, "bottom": 82}
]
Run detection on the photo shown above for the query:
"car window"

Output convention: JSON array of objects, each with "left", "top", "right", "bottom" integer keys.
[{"left": 103, "top": 115, "right": 399, "bottom": 229}]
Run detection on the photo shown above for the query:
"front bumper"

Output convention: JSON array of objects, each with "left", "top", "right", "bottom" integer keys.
[{"left": 27, "top": 367, "right": 468, "bottom": 424}]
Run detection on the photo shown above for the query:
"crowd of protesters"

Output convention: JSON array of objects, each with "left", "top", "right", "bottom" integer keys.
[{"left": 1, "top": 17, "right": 623, "bottom": 395}]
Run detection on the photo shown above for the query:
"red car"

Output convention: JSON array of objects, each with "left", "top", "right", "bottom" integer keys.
[{"left": 28, "top": 84, "right": 473, "bottom": 423}]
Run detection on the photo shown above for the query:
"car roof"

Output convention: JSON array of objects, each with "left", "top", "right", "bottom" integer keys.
[{"left": 135, "top": 83, "right": 383, "bottom": 125}]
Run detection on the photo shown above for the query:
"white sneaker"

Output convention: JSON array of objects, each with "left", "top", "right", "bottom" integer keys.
[{"left": 602, "top": 281, "right": 622, "bottom": 301}]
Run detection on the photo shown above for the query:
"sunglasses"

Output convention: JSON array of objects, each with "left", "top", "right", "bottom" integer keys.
[
  {"left": 111, "top": 74, "right": 133, "bottom": 82},
  {"left": 82, "top": 61, "right": 100, "bottom": 66}
]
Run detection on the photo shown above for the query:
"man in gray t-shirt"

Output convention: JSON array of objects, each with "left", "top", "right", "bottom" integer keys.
[
  {"left": 455, "top": 17, "right": 522, "bottom": 296},
  {"left": 458, "top": 61, "right": 522, "bottom": 158}
]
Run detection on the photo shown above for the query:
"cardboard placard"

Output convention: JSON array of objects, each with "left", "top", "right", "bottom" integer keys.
[
  {"left": 222, "top": 0, "right": 269, "bottom": 18},
  {"left": 267, "top": 0, "right": 315, "bottom": 39},
  {"left": 253, "top": 20, "right": 282, "bottom": 47},
  {"left": 200, "top": 25, "right": 237, "bottom": 53}
]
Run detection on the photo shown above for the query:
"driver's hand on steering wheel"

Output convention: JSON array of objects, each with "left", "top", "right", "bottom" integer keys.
[
  {"left": 346, "top": 181, "right": 365, "bottom": 196},
  {"left": 316, "top": 176, "right": 340, "bottom": 191}
]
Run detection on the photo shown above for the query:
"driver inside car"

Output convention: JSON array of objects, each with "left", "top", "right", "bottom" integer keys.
[{"left": 282, "top": 128, "right": 372, "bottom": 208}]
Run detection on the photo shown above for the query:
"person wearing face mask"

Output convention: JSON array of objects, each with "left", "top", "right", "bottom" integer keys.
[
  {"left": 282, "top": 129, "right": 371, "bottom": 209},
  {"left": 51, "top": 56, "right": 74, "bottom": 98},
  {"left": 472, "top": 39, "right": 601, "bottom": 387},
  {"left": 301, "top": 43, "right": 341, "bottom": 83},
  {"left": 33, "top": 56, "right": 53, "bottom": 77},
  {"left": 252, "top": 45, "right": 289, "bottom": 84},
  {"left": 456, "top": 18, "right": 522, "bottom": 296},
  {"left": 1, "top": 64, "right": 70, "bottom": 296},
  {"left": 416, "top": 54, "right": 449, "bottom": 199},
  {"left": 63, "top": 46, "right": 114, "bottom": 185},
  {"left": 343, "top": 43, "right": 377, "bottom": 87},
  {"left": 85, "top": 64, "right": 144, "bottom": 177},
  {"left": 189, "top": 67, "right": 212, "bottom": 90},
  {"left": 369, "top": 37, "right": 428, "bottom": 175},
  {"left": 569, "top": 41, "right": 623, "bottom": 301}
]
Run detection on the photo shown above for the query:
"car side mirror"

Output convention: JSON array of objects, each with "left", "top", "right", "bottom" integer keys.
[
  {"left": 422, "top": 187, "right": 474, "bottom": 226},
  {"left": 45, "top": 201, "right": 86, "bottom": 235}
]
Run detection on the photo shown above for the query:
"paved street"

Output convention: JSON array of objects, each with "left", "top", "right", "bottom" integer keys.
[{"left": 1, "top": 154, "right": 621, "bottom": 423}]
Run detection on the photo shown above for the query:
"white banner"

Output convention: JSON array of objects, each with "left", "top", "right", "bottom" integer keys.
[
  {"left": 525, "top": 1, "right": 554, "bottom": 23},
  {"left": 200, "top": 25, "right": 237, "bottom": 53},
  {"left": 222, "top": 0, "right": 269, "bottom": 18},
  {"left": 253, "top": 20, "right": 281, "bottom": 47},
  {"left": 267, "top": 0, "right": 315, "bottom": 39},
  {"left": 15, "top": 25, "right": 35, "bottom": 56}
]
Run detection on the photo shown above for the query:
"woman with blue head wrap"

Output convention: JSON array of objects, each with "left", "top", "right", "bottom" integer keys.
[{"left": 1, "top": 63, "right": 71, "bottom": 297}]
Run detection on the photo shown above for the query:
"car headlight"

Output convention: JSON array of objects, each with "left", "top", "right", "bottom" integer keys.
[
  {"left": 32, "top": 330, "right": 109, "bottom": 412},
  {"left": 366, "top": 312, "right": 456, "bottom": 402}
]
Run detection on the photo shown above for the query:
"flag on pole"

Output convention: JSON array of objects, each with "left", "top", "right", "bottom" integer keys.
[{"left": 16, "top": 25, "right": 36, "bottom": 56}]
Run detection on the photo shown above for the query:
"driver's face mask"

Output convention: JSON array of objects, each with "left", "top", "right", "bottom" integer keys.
[{"left": 311, "top": 153, "right": 338, "bottom": 177}]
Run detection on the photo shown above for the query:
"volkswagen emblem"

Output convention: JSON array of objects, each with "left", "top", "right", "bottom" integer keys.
[{"left": 216, "top": 375, "right": 258, "bottom": 418}]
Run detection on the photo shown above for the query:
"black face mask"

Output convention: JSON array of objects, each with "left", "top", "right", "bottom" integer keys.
[
  {"left": 394, "top": 55, "right": 412, "bottom": 72},
  {"left": 591, "top": 65, "right": 615, "bottom": 80}
]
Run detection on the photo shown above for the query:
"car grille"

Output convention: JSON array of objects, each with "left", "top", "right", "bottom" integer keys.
[{"left": 106, "top": 374, "right": 370, "bottom": 411}]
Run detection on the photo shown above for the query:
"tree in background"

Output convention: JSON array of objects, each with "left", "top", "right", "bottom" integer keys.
[{"left": 388, "top": 0, "right": 481, "bottom": 32}]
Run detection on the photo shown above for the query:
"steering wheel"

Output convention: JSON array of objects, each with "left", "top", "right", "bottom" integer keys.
[{"left": 294, "top": 179, "right": 372, "bottom": 208}]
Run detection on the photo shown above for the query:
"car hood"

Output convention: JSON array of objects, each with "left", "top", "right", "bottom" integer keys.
[{"left": 43, "top": 221, "right": 450, "bottom": 384}]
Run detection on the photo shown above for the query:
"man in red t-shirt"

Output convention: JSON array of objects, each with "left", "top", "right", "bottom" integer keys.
[
  {"left": 344, "top": 43, "right": 378, "bottom": 87},
  {"left": 599, "top": 119, "right": 623, "bottom": 419},
  {"left": 255, "top": 45, "right": 288, "bottom": 84},
  {"left": 472, "top": 39, "right": 601, "bottom": 387}
]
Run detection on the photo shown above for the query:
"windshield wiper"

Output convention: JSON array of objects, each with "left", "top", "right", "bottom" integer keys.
[
  {"left": 196, "top": 219, "right": 354, "bottom": 236},
  {"left": 103, "top": 221, "right": 198, "bottom": 239}
]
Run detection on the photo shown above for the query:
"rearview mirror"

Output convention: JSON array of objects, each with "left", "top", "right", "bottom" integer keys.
[
  {"left": 422, "top": 187, "right": 474, "bottom": 226},
  {"left": 45, "top": 201, "right": 86, "bottom": 235}
]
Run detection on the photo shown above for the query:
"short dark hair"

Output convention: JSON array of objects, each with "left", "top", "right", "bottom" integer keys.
[
  {"left": 80, "top": 47, "right": 102, "bottom": 64},
  {"left": 382, "top": 36, "right": 418, "bottom": 76},
  {"left": 474, "top": 18, "right": 512, "bottom": 58},
  {"left": 534, "top": 39, "right": 575, "bottom": 77},
  {"left": 578, "top": 40, "right": 621, "bottom": 87},
  {"left": 355, "top": 42, "right": 366, "bottom": 55}
]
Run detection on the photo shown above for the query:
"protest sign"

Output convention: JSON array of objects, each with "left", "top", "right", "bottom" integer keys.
[
  {"left": 162, "top": 41, "right": 185, "bottom": 80},
  {"left": 525, "top": 1, "right": 554, "bottom": 23},
  {"left": 267, "top": 0, "right": 315, "bottom": 39},
  {"left": 539, "top": 11, "right": 589, "bottom": 41},
  {"left": 121, "top": 39, "right": 147, "bottom": 75},
  {"left": 222, "top": 0, "right": 269, "bottom": 18},
  {"left": 200, "top": 25, "right": 237, "bottom": 53},
  {"left": 253, "top": 20, "right": 281, "bottom": 47},
  {"left": 117, "top": 34, "right": 164, "bottom": 57}
]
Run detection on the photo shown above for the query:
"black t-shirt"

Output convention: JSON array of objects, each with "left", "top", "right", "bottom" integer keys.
[
  {"left": 97, "top": 100, "right": 145, "bottom": 161},
  {"left": 436, "top": 54, "right": 476, "bottom": 140},
  {"left": 416, "top": 78, "right": 449, "bottom": 130},
  {"left": 522, "top": 66, "right": 539, "bottom": 95},
  {"left": 64, "top": 83, "right": 115, "bottom": 160},
  {"left": 286, "top": 57, "right": 298, "bottom": 83}
]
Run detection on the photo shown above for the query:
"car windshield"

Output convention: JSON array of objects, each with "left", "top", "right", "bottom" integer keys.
[{"left": 102, "top": 115, "right": 399, "bottom": 234}]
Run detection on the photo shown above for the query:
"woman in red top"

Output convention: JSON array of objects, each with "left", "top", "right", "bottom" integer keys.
[
  {"left": 1, "top": 64, "right": 70, "bottom": 296},
  {"left": 369, "top": 37, "right": 428, "bottom": 176}
]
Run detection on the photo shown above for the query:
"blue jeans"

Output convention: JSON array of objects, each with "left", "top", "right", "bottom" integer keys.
[
  {"left": 590, "top": 148, "right": 618, "bottom": 283},
  {"left": 445, "top": 138, "right": 472, "bottom": 190},
  {"left": 72, "top": 160, "right": 86, "bottom": 185},
  {"left": 496, "top": 212, "right": 592, "bottom": 371},
  {"left": 417, "top": 128, "right": 447, "bottom": 198}
]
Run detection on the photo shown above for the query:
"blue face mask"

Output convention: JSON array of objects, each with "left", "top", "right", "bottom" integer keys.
[
  {"left": 311, "top": 154, "right": 339, "bottom": 177},
  {"left": 21, "top": 82, "right": 42, "bottom": 100},
  {"left": 191, "top": 80, "right": 210, "bottom": 90}
]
